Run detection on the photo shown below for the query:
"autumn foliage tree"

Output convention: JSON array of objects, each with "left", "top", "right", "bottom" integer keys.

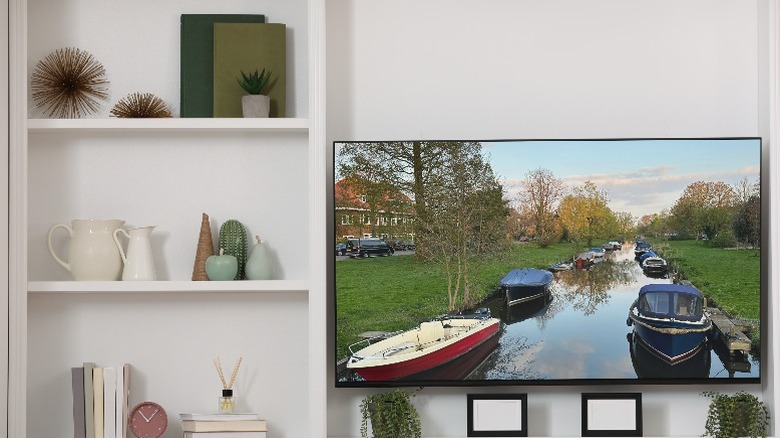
[
  {"left": 557, "top": 181, "right": 612, "bottom": 246},
  {"left": 670, "top": 181, "right": 737, "bottom": 240}
]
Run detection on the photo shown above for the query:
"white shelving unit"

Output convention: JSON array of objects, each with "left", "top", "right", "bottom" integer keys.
[{"left": 8, "top": 0, "right": 327, "bottom": 437}]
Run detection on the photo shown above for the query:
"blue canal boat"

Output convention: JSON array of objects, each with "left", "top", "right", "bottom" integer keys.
[
  {"left": 641, "top": 256, "right": 669, "bottom": 276},
  {"left": 499, "top": 268, "right": 553, "bottom": 306},
  {"left": 634, "top": 242, "right": 652, "bottom": 258},
  {"left": 627, "top": 284, "right": 711, "bottom": 364}
]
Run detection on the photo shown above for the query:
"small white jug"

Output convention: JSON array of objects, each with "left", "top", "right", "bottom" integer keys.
[{"left": 113, "top": 226, "right": 157, "bottom": 281}]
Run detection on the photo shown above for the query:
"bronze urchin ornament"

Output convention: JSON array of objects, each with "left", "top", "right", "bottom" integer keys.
[
  {"left": 111, "top": 92, "right": 173, "bottom": 118},
  {"left": 30, "top": 47, "right": 109, "bottom": 118}
]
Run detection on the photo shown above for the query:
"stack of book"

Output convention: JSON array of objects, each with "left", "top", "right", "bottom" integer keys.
[
  {"left": 179, "top": 413, "right": 267, "bottom": 438},
  {"left": 71, "top": 362, "right": 131, "bottom": 438},
  {"left": 180, "top": 14, "right": 287, "bottom": 118}
]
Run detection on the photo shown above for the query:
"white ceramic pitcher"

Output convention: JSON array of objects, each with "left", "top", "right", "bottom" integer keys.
[
  {"left": 47, "top": 219, "right": 125, "bottom": 281},
  {"left": 113, "top": 226, "right": 157, "bottom": 281}
]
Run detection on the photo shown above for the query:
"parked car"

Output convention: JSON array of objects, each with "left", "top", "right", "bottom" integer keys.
[
  {"left": 335, "top": 243, "right": 347, "bottom": 256},
  {"left": 392, "top": 240, "right": 416, "bottom": 251},
  {"left": 347, "top": 238, "right": 394, "bottom": 258}
]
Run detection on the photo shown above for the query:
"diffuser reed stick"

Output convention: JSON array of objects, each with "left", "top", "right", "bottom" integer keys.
[{"left": 213, "top": 356, "right": 242, "bottom": 389}]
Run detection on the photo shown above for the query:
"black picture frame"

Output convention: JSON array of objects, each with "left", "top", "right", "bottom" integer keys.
[
  {"left": 467, "top": 393, "right": 528, "bottom": 437},
  {"left": 581, "top": 393, "right": 642, "bottom": 437}
]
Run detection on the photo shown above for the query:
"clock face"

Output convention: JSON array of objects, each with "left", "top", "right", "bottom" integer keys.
[{"left": 128, "top": 401, "right": 168, "bottom": 438}]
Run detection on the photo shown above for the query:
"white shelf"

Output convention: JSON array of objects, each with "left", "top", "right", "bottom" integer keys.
[
  {"left": 28, "top": 279, "right": 308, "bottom": 294},
  {"left": 27, "top": 117, "right": 310, "bottom": 133}
]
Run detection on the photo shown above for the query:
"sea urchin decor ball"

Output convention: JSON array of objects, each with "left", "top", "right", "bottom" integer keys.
[
  {"left": 111, "top": 92, "right": 173, "bottom": 118},
  {"left": 30, "top": 47, "right": 109, "bottom": 118}
]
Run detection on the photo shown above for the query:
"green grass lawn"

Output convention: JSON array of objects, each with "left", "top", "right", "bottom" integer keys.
[
  {"left": 651, "top": 240, "right": 761, "bottom": 321},
  {"left": 335, "top": 242, "right": 582, "bottom": 359}
]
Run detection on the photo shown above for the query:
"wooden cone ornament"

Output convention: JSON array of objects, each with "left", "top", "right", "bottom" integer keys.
[{"left": 192, "top": 212, "right": 216, "bottom": 280}]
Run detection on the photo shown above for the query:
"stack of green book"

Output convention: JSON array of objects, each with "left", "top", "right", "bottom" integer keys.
[{"left": 180, "top": 14, "right": 268, "bottom": 118}]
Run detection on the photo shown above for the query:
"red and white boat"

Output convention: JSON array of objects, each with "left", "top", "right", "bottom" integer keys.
[{"left": 346, "top": 310, "right": 500, "bottom": 381}]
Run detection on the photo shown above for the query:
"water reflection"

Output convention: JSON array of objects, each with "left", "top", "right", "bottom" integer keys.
[
  {"left": 628, "top": 332, "right": 711, "bottom": 379},
  {"left": 337, "top": 245, "right": 760, "bottom": 383}
]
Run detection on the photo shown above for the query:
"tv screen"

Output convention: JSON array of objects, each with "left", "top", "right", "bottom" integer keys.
[{"left": 333, "top": 138, "right": 762, "bottom": 386}]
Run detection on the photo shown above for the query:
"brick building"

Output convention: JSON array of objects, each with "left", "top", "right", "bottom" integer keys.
[{"left": 334, "top": 177, "right": 415, "bottom": 242}]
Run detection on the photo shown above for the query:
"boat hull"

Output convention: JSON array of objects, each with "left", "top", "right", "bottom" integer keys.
[
  {"left": 628, "top": 332, "right": 711, "bottom": 378},
  {"left": 631, "top": 316, "right": 709, "bottom": 364},
  {"left": 348, "top": 317, "right": 500, "bottom": 381},
  {"left": 504, "top": 283, "right": 550, "bottom": 306}
]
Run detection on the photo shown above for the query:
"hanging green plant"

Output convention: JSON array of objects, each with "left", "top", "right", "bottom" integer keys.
[
  {"left": 360, "top": 388, "right": 421, "bottom": 438},
  {"left": 702, "top": 391, "right": 769, "bottom": 438}
]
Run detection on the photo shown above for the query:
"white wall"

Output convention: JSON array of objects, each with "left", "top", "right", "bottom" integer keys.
[{"left": 325, "top": 1, "right": 770, "bottom": 436}]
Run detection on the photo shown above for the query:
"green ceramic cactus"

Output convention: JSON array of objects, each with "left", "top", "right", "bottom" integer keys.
[{"left": 218, "top": 219, "right": 248, "bottom": 280}]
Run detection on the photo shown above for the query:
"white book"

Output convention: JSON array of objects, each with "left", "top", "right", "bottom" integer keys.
[
  {"left": 103, "top": 367, "right": 116, "bottom": 438},
  {"left": 183, "top": 432, "right": 266, "bottom": 438},
  {"left": 92, "top": 368, "right": 104, "bottom": 438},
  {"left": 179, "top": 413, "right": 264, "bottom": 421},
  {"left": 114, "top": 364, "right": 129, "bottom": 438}
]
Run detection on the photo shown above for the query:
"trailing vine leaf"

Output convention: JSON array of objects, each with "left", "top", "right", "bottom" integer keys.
[
  {"left": 360, "top": 388, "right": 422, "bottom": 438},
  {"left": 702, "top": 391, "right": 769, "bottom": 438}
]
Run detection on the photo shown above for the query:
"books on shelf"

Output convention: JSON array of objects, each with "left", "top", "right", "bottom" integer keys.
[
  {"left": 179, "top": 413, "right": 267, "bottom": 433},
  {"left": 180, "top": 14, "right": 266, "bottom": 118},
  {"left": 212, "top": 23, "right": 286, "bottom": 118},
  {"left": 184, "top": 432, "right": 266, "bottom": 438},
  {"left": 179, "top": 413, "right": 264, "bottom": 421},
  {"left": 71, "top": 367, "right": 86, "bottom": 438},
  {"left": 72, "top": 363, "right": 131, "bottom": 438}
]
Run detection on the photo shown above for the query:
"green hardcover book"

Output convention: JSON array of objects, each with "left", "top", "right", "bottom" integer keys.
[
  {"left": 213, "top": 23, "right": 286, "bottom": 118},
  {"left": 180, "top": 14, "right": 266, "bottom": 118}
]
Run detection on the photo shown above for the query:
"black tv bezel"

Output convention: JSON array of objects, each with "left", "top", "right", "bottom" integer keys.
[{"left": 332, "top": 137, "right": 764, "bottom": 388}]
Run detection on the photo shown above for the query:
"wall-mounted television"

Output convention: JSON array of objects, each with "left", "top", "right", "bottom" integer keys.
[{"left": 333, "top": 138, "right": 762, "bottom": 386}]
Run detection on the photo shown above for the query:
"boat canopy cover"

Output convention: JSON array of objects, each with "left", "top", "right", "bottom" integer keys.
[
  {"left": 639, "top": 283, "right": 702, "bottom": 297},
  {"left": 499, "top": 268, "right": 553, "bottom": 287},
  {"left": 637, "top": 284, "right": 704, "bottom": 321},
  {"left": 639, "top": 250, "right": 657, "bottom": 262},
  {"left": 635, "top": 242, "right": 652, "bottom": 250}
]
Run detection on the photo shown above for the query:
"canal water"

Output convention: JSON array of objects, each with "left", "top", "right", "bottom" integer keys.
[
  {"left": 468, "top": 246, "right": 760, "bottom": 381},
  {"left": 337, "top": 245, "right": 760, "bottom": 383}
]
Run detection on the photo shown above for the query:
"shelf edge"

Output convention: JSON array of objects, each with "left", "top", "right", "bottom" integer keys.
[
  {"left": 28, "top": 280, "right": 308, "bottom": 294},
  {"left": 27, "top": 118, "right": 310, "bottom": 133}
]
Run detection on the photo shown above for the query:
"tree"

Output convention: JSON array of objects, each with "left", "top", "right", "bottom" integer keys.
[
  {"left": 336, "top": 141, "right": 449, "bottom": 252},
  {"left": 338, "top": 141, "right": 509, "bottom": 311},
  {"left": 670, "top": 181, "right": 737, "bottom": 239},
  {"left": 557, "top": 181, "right": 612, "bottom": 246},
  {"left": 733, "top": 195, "right": 760, "bottom": 247},
  {"left": 521, "top": 168, "right": 564, "bottom": 247},
  {"left": 417, "top": 142, "right": 508, "bottom": 310},
  {"left": 731, "top": 177, "right": 760, "bottom": 248}
]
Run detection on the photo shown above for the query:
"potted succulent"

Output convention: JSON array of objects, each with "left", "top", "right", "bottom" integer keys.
[
  {"left": 702, "top": 391, "right": 770, "bottom": 438},
  {"left": 360, "top": 389, "right": 421, "bottom": 438},
  {"left": 236, "top": 68, "right": 273, "bottom": 118}
]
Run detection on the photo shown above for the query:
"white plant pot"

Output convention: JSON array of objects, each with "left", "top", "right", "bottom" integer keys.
[{"left": 242, "top": 94, "right": 271, "bottom": 118}]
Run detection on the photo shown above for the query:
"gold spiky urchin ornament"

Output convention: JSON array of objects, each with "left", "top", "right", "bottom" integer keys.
[
  {"left": 110, "top": 92, "right": 173, "bottom": 118},
  {"left": 30, "top": 47, "right": 109, "bottom": 118}
]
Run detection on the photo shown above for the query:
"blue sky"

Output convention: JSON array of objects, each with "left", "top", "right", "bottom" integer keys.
[{"left": 482, "top": 138, "right": 761, "bottom": 219}]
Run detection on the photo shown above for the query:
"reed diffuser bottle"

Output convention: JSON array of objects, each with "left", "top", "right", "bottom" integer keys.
[{"left": 214, "top": 356, "right": 242, "bottom": 414}]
